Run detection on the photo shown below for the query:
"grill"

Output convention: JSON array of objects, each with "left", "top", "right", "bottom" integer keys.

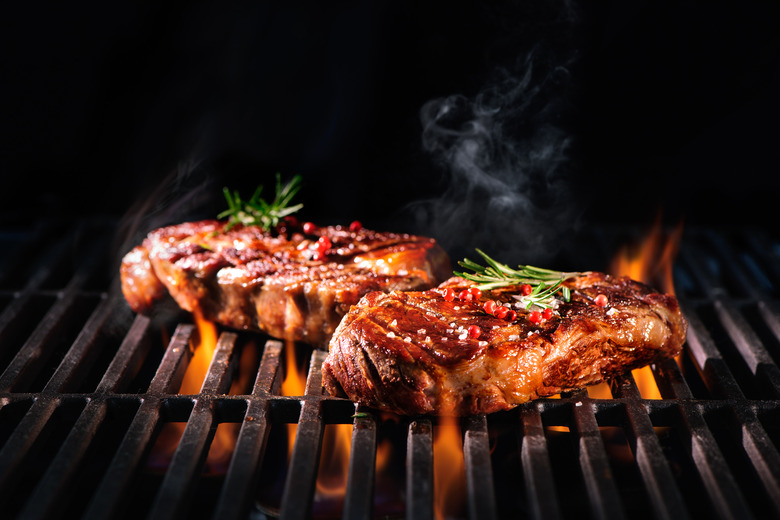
[{"left": 2, "top": 218, "right": 780, "bottom": 520}]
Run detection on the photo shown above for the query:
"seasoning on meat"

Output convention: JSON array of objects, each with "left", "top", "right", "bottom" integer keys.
[
  {"left": 322, "top": 272, "right": 687, "bottom": 415},
  {"left": 120, "top": 219, "right": 451, "bottom": 348}
]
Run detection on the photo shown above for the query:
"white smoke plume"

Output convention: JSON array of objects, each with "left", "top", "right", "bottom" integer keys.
[{"left": 410, "top": 50, "right": 583, "bottom": 266}]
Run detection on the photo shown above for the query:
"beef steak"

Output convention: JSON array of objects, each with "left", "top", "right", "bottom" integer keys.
[
  {"left": 120, "top": 219, "right": 451, "bottom": 348},
  {"left": 322, "top": 272, "right": 687, "bottom": 415}
]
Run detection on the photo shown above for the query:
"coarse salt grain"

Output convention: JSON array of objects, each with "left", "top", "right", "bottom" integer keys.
[
  {"left": 478, "top": 341, "right": 488, "bottom": 347},
  {"left": 404, "top": 337, "right": 411, "bottom": 343},
  {"left": 508, "top": 335, "right": 519, "bottom": 341},
  {"left": 606, "top": 307, "right": 617, "bottom": 316},
  {"left": 453, "top": 306, "right": 460, "bottom": 310},
  {"left": 390, "top": 319, "right": 398, "bottom": 327},
  {"left": 417, "top": 329, "right": 427, "bottom": 334},
  {"left": 386, "top": 332, "right": 395, "bottom": 338},
  {"left": 458, "top": 333, "right": 468, "bottom": 340}
]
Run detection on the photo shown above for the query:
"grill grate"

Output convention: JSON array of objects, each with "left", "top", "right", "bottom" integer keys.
[{"left": 1, "top": 219, "right": 780, "bottom": 519}]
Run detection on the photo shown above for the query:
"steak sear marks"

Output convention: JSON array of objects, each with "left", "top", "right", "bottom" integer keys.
[
  {"left": 322, "top": 272, "right": 687, "bottom": 415},
  {"left": 120, "top": 220, "right": 451, "bottom": 348}
]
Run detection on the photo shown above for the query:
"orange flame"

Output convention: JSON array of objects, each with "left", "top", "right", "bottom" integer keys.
[
  {"left": 433, "top": 416, "right": 466, "bottom": 520},
  {"left": 179, "top": 311, "right": 219, "bottom": 394},
  {"left": 281, "top": 340, "right": 307, "bottom": 459},
  {"left": 316, "top": 424, "right": 353, "bottom": 501},
  {"left": 375, "top": 437, "right": 393, "bottom": 472},
  {"left": 610, "top": 217, "right": 684, "bottom": 399},
  {"left": 587, "top": 382, "right": 612, "bottom": 399},
  {"left": 149, "top": 312, "right": 242, "bottom": 474},
  {"left": 281, "top": 339, "right": 307, "bottom": 396},
  {"left": 610, "top": 216, "right": 683, "bottom": 296}
]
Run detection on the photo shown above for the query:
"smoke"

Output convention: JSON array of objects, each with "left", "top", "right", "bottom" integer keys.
[
  {"left": 112, "top": 158, "right": 217, "bottom": 268},
  {"left": 410, "top": 48, "right": 583, "bottom": 266}
]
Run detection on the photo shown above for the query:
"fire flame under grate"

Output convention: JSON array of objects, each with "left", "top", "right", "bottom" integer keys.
[{"left": 2, "top": 218, "right": 780, "bottom": 520}]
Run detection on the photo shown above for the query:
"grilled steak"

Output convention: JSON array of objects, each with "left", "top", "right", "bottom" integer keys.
[
  {"left": 120, "top": 219, "right": 451, "bottom": 348},
  {"left": 322, "top": 272, "right": 687, "bottom": 415}
]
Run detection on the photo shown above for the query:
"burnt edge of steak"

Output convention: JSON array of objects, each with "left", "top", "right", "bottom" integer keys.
[
  {"left": 120, "top": 219, "right": 451, "bottom": 348},
  {"left": 322, "top": 273, "right": 687, "bottom": 416}
]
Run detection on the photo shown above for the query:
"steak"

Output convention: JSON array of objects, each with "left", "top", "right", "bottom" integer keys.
[
  {"left": 120, "top": 219, "right": 451, "bottom": 348},
  {"left": 322, "top": 272, "right": 687, "bottom": 415}
]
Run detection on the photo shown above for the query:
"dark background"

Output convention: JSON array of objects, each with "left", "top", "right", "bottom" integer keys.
[{"left": 1, "top": 1, "right": 778, "bottom": 262}]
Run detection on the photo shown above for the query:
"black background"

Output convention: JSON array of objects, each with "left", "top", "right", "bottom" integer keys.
[{"left": 1, "top": 1, "right": 778, "bottom": 262}]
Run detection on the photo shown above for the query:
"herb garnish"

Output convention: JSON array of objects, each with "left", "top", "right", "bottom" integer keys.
[
  {"left": 454, "top": 249, "right": 579, "bottom": 309},
  {"left": 218, "top": 174, "right": 303, "bottom": 232}
]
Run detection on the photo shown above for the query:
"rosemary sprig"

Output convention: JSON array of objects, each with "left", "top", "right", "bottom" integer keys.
[
  {"left": 454, "top": 248, "right": 579, "bottom": 308},
  {"left": 218, "top": 174, "right": 303, "bottom": 232},
  {"left": 512, "top": 280, "right": 567, "bottom": 310}
]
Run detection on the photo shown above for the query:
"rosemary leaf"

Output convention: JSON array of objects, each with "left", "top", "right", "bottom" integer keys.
[
  {"left": 454, "top": 249, "right": 580, "bottom": 307},
  {"left": 220, "top": 174, "right": 303, "bottom": 232}
]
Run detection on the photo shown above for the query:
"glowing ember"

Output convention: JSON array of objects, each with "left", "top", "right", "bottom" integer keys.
[
  {"left": 610, "top": 216, "right": 684, "bottom": 399},
  {"left": 433, "top": 416, "right": 466, "bottom": 520}
]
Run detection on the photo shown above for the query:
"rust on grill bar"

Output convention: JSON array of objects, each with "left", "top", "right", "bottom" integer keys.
[{"left": 2, "top": 220, "right": 780, "bottom": 519}]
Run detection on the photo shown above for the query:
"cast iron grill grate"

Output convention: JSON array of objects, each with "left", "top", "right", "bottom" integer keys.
[{"left": 1, "top": 218, "right": 779, "bottom": 520}]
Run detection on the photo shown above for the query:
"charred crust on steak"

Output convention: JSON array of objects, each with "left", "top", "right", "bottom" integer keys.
[
  {"left": 322, "top": 272, "right": 688, "bottom": 416},
  {"left": 120, "top": 220, "right": 451, "bottom": 348}
]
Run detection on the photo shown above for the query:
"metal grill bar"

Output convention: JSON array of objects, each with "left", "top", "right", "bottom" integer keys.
[
  {"left": 406, "top": 418, "right": 433, "bottom": 520},
  {"left": 462, "top": 414, "right": 497, "bottom": 520},
  {"left": 148, "top": 331, "right": 239, "bottom": 520},
  {"left": 211, "top": 340, "right": 281, "bottom": 520},
  {"left": 0, "top": 232, "right": 106, "bottom": 392},
  {"left": 679, "top": 402, "right": 752, "bottom": 520},
  {"left": 611, "top": 375, "right": 689, "bottom": 520},
  {"left": 14, "top": 311, "right": 151, "bottom": 520},
  {"left": 569, "top": 390, "right": 626, "bottom": 520},
  {"left": 2, "top": 221, "right": 780, "bottom": 520},
  {"left": 683, "top": 300, "right": 780, "bottom": 518},
  {"left": 83, "top": 323, "right": 194, "bottom": 520},
  {"left": 343, "top": 411, "right": 377, "bottom": 519},
  {"left": 674, "top": 303, "right": 755, "bottom": 518},
  {"left": 50, "top": 296, "right": 127, "bottom": 393},
  {"left": 278, "top": 349, "right": 328, "bottom": 520},
  {"left": 96, "top": 308, "right": 154, "bottom": 393},
  {"left": 519, "top": 403, "right": 561, "bottom": 520},
  {"left": 0, "top": 396, "right": 59, "bottom": 489},
  {"left": 653, "top": 356, "right": 693, "bottom": 399},
  {"left": 682, "top": 302, "right": 744, "bottom": 398}
]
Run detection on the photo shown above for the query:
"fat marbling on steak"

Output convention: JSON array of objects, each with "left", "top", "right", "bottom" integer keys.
[
  {"left": 120, "top": 219, "right": 451, "bottom": 348},
  {"left": 322, "top": 272, "right": 687, "bottom": 415}
]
